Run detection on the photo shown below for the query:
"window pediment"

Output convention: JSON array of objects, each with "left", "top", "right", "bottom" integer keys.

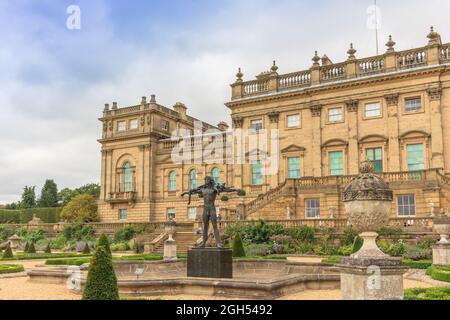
[
  {"left": 281, "top": 145, "right": 306, "bottom": 153},
  {"left": 322, "top": 139, "right": 348, "bottom": 148},
  {"left": 359, "top": 134, "right": 388, "bottom": 144}
]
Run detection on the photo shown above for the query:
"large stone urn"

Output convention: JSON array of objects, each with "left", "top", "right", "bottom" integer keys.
[
  {"left": 338, "top": 160, "right": 407, "bottom": 300},
  {"left": 432, "top": 210, "right": 450, "bottom": 266}
]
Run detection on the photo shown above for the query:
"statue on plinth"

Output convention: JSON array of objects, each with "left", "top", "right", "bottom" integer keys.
[{"left": 182, "top": 176, "right": 240, "bottom": 248}]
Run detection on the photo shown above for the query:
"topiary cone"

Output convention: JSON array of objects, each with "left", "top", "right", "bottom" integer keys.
[
  {"left": 82, "top": 243, "right": 91, "bottom": 254},
  {"left": 232, "top": 233, "right": 246, "bottom": 258},
  {"left": 28, "top": 242, "right": 36, "bottom": 254},
  {"left": 96, "top": 234, "right": 111, "bottom": 256},
  {"left": 24, "top": 242, "right": 30, "bottom": 253},
  {"left": 2, "top": 243, "right": 14, "bottom": 259},
  {"left": 44, "top": 243, "right": 52, "bottom": 254},
  {"left": 82, "top": 246, "right": 119, "bottom": 300}
]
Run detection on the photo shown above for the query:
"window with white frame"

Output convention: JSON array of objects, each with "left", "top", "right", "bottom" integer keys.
[
  {"left": 397, "top": 195, "right": 416, "bottom": 217},
  {"left": 328, "top": 107, "right": 343, "bottom": 122},
  {"left": 118, "top": 209, "right": 128, "bottom": 220},
  {"left": 168, "top": 171, "right": 177, "bottom": 192},
  {"left": 287, "top": 157, "right": 301, "bottom": 179},
  {"left": 161, "top": 120, "right": 170, "bottom": 131},
  {"left": 305, "top": 199, "right": 320, "bottom": 218},
  {"left": 188, "top": 207, "right": 197, "bottom": 220},
  {"left": 287, "top": 114, "right": 300, "bottom": 128},
  {"left": 364, "top": 103, "right": 381, "bottom": 118},
  {"left": 405, "top": 97, "right": 422, "bottom": 113},
  {"left": 250, "top": 119, "right": 263, "bottom": 131},
  {"left": 117, "top": 121, "right": 126, "bottom": 132},
  {"left": 129, "top": 119, "right": 138, "bottom": 130}
]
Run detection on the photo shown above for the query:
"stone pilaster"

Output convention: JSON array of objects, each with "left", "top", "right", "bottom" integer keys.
[
  {"left": 310, "top": 105, "right": 322, "bottom": 177},
  {"left": 346, "top": 100, "right": 359, "bottom": 174},
  {"left": 427, "top": 85, "right": 444, "bottom": 169},
  {"left": 268, "top": 111, "right": 280, "bottom": 188},
  {"left": 232, "top": 116, "right": 244, "bottom": 190},
  {"left": 385, "top": 94, "right": 400, "bottom": 172}
]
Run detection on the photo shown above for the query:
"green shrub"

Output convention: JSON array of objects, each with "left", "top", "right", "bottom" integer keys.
[
  {"left": 389, "top": 240, "right": 406, "bottom": 257},
  {"left": 0, "top": 264, "right": 24, "bottom": 274},
  {"left": 82, "top": 246, "right": 119, "bottom": 300},
  {"left": 352, "top": 236, "right": 363, "bottom": 253},
  {"left": 405, "top": 287, "right": 450, "bottom": 300},
  {"left": 0, "top": 226, "right": 15, "bottom": 242},
  {"left": 417, "top": 237, "right": 437, "bottom": 250},
  {"left": 113, "top": 227, "right": 136, "bottom": 243},
  {"left": 27, "top": 242, "right": 36, "bottom": 254},
  {"left": 2, "top": 244, "right": 13, "bottom": 259},
  {"left": 245, "top": 244, "right": 270, "bottom": 257},
  {"left": 287, "top": 226, "right": 315, "bottom": 244},
  {"left": 237, "top": 190, "right": 246, "bottom": 197},
  {"left": 226, "top": 220, "right": 285, "bottom": 244},
  {"left": 403, "top": 246, "right": 432, "bottom": 261},
  {"left": 313, "top": 244, "right": 339, "bottom": 256},
  {"left": 337, "top": 245, "right": 353, "bottom": 256},
  {"left": 295, "top": 243, "right": 314, "bottom": 254},
  {"left": 321, "top": 256, "right": 342, "bottom": 264},
  {"left": 110, "top": 242, "right": 129, "bottom": 252},
  {"left": 15, "top": 228, "right": 45, "bottom": 244},
  {"left": 45, "top": 258, "right": 90, "bottom": 266},
  {"left": 220, "top": 195, "right": 229, "bottom": 202},
  {"left": 377, "top": 227, "right": 402, "bottom": 239},
  {"left": 232, "top": 234, "right": 246, "bottom": 258},
  {"left": 402, "top": 259, "right": 432, "bottom": 269},
  {"left": 82, "top": 243, "right": 91, "bottom": 254},
  {"left": 24, "top": 242, "right": 30, "bottom": 253},
  {"left": 44, "top": 243, "right": 52, "bottom": 254},
  {"left": 427, "top": 266, "right": 450, "bottom": 283},
  {"left": 51, "top": 235, "right": 68, "bottom": 249},
  {"left": 97, "top": 234, "right": 111, "bottom": 256},
  {"left": 342, "top": 228, "right": 358, "bottom": 246},
  {"left": 63, "top": 223, "right": 95, "bottom": 241}
]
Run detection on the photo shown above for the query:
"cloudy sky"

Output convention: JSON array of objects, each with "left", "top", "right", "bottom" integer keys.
[{"left": 0, "top": 0, "right": 448, "bottom": 203}]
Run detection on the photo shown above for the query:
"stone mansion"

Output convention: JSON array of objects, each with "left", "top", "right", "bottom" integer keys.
[{"left": 97, "top": 28, "right": 450, "bottom": 224}]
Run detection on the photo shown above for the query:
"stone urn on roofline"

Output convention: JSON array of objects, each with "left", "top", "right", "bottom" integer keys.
[{"left": 339, "top": 159, "right": 407, "bottom": 300}]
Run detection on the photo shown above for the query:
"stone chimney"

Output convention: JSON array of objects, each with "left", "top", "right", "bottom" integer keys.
[
  {"left": 217, "top": 122, "right": 229, "bottom": 132},
  {"left": 150, "top": 94, "right": 157, "bottom": 104},
  {"left": 173, "top": 102, "right": 187, "bottom": 119},
  {"left": 112, "top": 102, "right": 118, "bottom": 110}
]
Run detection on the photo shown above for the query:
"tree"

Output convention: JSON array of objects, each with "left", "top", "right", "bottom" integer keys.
[
  {"left": 2, "top": 243, "right": 13, "bottom": 259},
  {"left": 82, "top": 246, "right": 119, "bottom": 300},
  {"left": 58, "top": 183, "right": 101, "bottom": 207},
  {"left": 60, "top": 194, "right": 99, "bottom": 223},
  {"left": 39, "top": 179, "right": 58, "bottom": 207},
  {"left": 28, "top": 242, "right": 36, "bottom": 254},
  {"left": 232, "top": 234, "right": 246, "bottom": 258},
  {"left": 20, "top": 186, "right": 36, "bottom": 208},
  {"left": 97, "top": 234, "right": 111, "bottom": 256}
]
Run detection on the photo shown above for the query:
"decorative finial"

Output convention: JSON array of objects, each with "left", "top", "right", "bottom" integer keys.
[
  {"left": 427, "top": 26, "right": 441, "bottom": 45},
  {"left": 359, "top": 159, "right": 375, "bottom": 174},
  {"left": 385, "top": 35, "right": 396, "bottom": 53},
  {"left": 236, "top": 67, "right": 243, "bottom": 82},
  {"left": 347, "top": 43, "right": 357, "bottom": 60},
  {"left": 271, "top": 60, "right": 278, "bottom": 73},
  {"left": 312, "top": 51, "right": 320, "bottom": 67}
]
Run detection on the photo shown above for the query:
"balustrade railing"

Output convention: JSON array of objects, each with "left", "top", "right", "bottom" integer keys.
[
  {"left": 243, "top": 79, "right": 269, "bottom": 96},
  {"left": 358, "top": 56, "right": 385, "bottom": 75},
  {"left": 321, "top": 63, "right": 346, "bottom": 82},
  {"left": 278, "top": 71, "right": 311, "bottom": 90},
  {"left": 397, "top": 48, "right": 427, "bottom": 69},
  {"left": 441, "top": 45, "right": 450, "bottom": 62}
]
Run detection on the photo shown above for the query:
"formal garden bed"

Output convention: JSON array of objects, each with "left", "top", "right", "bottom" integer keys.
[
  {"left": 0, "top": 264, "right": 25, "bottom": 274},
  {"left": 405, "top": 287, "right": 450, "bottom": 300},
  {"left": 426, "top": 265, "right": 450, "bottom": 282}
]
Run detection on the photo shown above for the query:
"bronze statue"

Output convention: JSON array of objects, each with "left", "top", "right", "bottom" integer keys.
[{"left": 182, "top": 176, "right": 240, "bottom": 248}]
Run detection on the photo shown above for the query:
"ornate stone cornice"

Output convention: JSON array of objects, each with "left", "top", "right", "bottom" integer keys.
[
  {"left": 346, "top": 100, "right": 359, "bottom": 112},
  {"left": 310, "top": 105, "right": 322, "bottom": 117},
  {"left": 427, "top": 86, "right": 442, "bottom": 101},
  {"left": 232, "top": 116, "right": 244, "bottom": 129},
  {"left": 139, "top": 144, "right": 151, "bottom": 151},
  {"left": 267, "top": 111, "right": 280, "bottom": 123},
  {"left": 384, "top": 93, "right": 399, "bottom": 106}
]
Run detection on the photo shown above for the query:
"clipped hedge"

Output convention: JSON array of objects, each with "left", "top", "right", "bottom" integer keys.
[
  {"left": 405, "top": 287, "right": 450, "bottom": 300},
  {"left": 427, "top": 266, "right": 450, "bottom": 283},
  {"left": 45, "top": 258, "right": 90, "bottom": 266},
  {"left": 402, "top": 259, "right": 432, "bottom": 270},
  {"left": 0, "top": 264, "right": 25, "bottom": 274},
  {"left": 0, "top": 252, "right": 91, "bottom": 261},
  {"left": 0, "top": 208, "right": 61, "bottom": 224}
]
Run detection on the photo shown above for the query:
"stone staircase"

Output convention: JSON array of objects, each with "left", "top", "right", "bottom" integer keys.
[{"left": 148, "top": 231, "right": 200, "bottom": 254}]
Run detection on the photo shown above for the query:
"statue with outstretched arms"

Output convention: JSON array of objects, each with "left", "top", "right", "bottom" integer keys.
[{"left": 182, "top": 176, "right": 240, "bottom": 247}]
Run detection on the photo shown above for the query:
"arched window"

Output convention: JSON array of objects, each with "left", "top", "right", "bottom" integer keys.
[
  {"left": 168, "top": 171, "right": 177, "bottom": 191},
  {"left": 123, "top": 161, "right": 133, "bottom": 192},
  {"left": 189, "top": 169, "right": 197, "bottom": 190},
  {"left": 211, "top": 168, "right": 221, "bottom": 184}
]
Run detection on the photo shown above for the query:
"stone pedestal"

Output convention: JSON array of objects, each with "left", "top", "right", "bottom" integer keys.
[
  {"left": 432, "top": 243, "right": 450, "bottom": 266},
  {"left": 8, "top": 234, "right": 21, "bottom": 250},
  {"left": 163, "top": 237, "right": 177, "bottom": 261},
  {"left": 187, "top": 247, "right": 232, "bottom": 279},
  {"left": 339, "top": 257, "right": 407, "bottom": 300}
]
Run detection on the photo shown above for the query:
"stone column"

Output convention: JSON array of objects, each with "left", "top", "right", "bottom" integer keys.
[
  {"left": 427, "top": 86, "right": 444, "bottom": 169},
  {"left": 385, "top": 94, "right": 400, "bottom": 172},
  {"left": 268, "top": 111, "right": 280, "bottom": 188},
  {"left": 310, "top": 105, "right": 322, "bottom": 177},
  {"left": 232, "top": 116, "right": 244, "bottom": 190},
  {"left": 346, "top": 100, "right": 359, "bottom": 175}
]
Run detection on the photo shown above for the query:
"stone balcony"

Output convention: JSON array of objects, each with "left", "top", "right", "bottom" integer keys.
[
  {"left": 106, "top": 191, "right": 137, "bottom": 204},
  {"left": 229, "top": 28, "right": 450, "bottom": 101}
]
